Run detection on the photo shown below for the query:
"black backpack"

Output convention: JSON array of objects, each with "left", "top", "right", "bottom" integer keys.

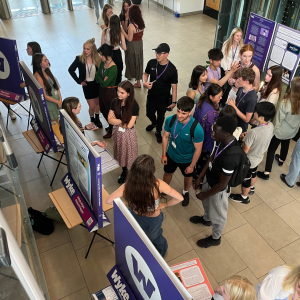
[
  {"left": 28, "top": 207, "right": 54, "bottom": 235},
  {"left": 226, "top": 146, "right": 251, "bottom": 187},
  {"left": 169, "top": 114, "right": 198, "bottom": 141}
]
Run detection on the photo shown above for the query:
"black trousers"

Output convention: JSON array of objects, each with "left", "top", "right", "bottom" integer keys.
[
  {"left": 113, "top": 49, "right": 123, "bottom": 86},
  {"left": 146, "top": 95, "right": 169, "bottom": 132},
  {"left": 265, "top": 135, "right": 291, "bottom": 172}
]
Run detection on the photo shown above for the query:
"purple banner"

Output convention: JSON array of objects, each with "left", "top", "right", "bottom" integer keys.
[
  {"left": 244, "top": 13, "right": 276, "bottom": 71},
  {"left": 30, "top": 118, "right": 51, "bottom": 153},
  {"left": 0, "top": 38, "right": 26, "bottom": 102},
  {"left": 62, "top": 173, "right": 97, "bottom": 231},
  {"left": 265, "top": 24, "right": 300, "bottom": 85}
]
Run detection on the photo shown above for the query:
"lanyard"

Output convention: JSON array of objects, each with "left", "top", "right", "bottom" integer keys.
[
  {"left": 86, "top": 59, "right": 93, "bottom": 77},
  {"left": 257, "top": 122, "right": 268, "bottom": 127},
  {"left": 209, "top": 66, "right": 219, "bottom": 80},
  {"left": 173, "top": 118, "right": 190, "bottom": 141},
  {"left": 197, "top": 85, "right": 204, "bottom": 95},
  {"left": 240, "top": 62, "right": 252, "bottom": 69},
  {"left": 155, "top": 60, "right": 169, "bottom": 81},
  {"left": 212, "top": 138, "right": 235, "bottom": 162},
  {"left": 102, "top": 60, "right": 113, "bottom": 78},
  {"left": 236, "top": 87, "right": 253, "bottom": 107},
  {"left": 232, "top": 46, "right": 238, "bottom": 62}
]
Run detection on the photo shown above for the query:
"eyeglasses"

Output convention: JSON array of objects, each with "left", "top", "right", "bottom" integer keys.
[{"left": 156, "top": 52, "right": 166, "bottom": 56}]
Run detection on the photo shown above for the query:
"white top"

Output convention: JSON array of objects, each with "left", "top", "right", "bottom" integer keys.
[
  {"left": 85, "top": 63, "right": 96, "bottom": 81},
  {"left": 98, "top": 17, "right": 105, "bottom": 27},
  {"left": 104, "top": 28, "right": 120, "bottom": 50},
  {"left": 255, "top": 266, "right": 293, "bottom": 300},
  {"left": 221, "top": 42, "right": 241, "bottom": 71}
]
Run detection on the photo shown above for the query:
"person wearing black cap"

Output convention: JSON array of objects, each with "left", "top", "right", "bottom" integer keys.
[{"left": 143, "top": 43, "right": 178, "bottom": 143}]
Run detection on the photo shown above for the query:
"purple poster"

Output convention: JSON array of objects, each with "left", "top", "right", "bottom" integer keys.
[
  {"left": 0, "top": 38, "right": 26, "bottom": 102},
  {"left": 244, "top": 13, "right": 276, "bottom": 71},
  {"left": 265, "top": 24, "right": 300, "bottom": 85},
  {"left": 31, "top": 118, "right": 51, "bottom": 153}
]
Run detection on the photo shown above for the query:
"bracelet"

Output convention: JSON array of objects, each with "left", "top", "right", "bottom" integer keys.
[
  {"left": 162, "top": 155, "right": 167, "bottom": 158},
  {"left": 172, "top": 101, "right": 177, "bottom": 104}
]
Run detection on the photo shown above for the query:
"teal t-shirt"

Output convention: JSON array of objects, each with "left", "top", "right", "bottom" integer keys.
[{"left": 164, "top": 116, "right": 204, "bottom": 163}]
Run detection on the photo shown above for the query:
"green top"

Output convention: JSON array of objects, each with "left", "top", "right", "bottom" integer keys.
[
  {"left": 45, "top": 77, "right": 60, "bottom": 121},
  {"left": 95, "top": 62, "right": 117, "bottom": 87}
]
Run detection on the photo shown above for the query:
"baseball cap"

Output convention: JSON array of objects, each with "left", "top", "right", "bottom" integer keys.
[{"left": 152, "top": 43, "right": 170, "bottom": 53}]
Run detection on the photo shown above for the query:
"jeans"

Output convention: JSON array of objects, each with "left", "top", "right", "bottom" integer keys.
[
  {"left": 286, "top": 138, "right": 300, "bottom": 186},
  {"left": 93, "top": 0, "right": 104, "bottom": 22},
  {"left": 265, "top": 135, "right": 291, "bottom": 172},
  {"left": 129, "top": 209, "right": 168, "bottom": 257}
]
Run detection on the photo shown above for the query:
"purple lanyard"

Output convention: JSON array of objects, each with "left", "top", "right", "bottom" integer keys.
[
  {"left": 240, "top": 62, "right": 252, "bottom": 69},
  {"left": 198, "top": 85, "right": 204, "bottom": 95},
  {"left": 236, "top": 87, "right": 253, "bottom": 107},
  {"left": 232, "top": 46, "right": 238, "bottom": 62},
  {"left": 209, "top": 66, "right": 219, "bottom": 80},
  {"left": 156, "top": 60, "right": 169, "bottom": 81},
  {"left": 86, "top": 59, "right": 93, "bottom": 77},
  {"left": 173, "top": 118, "right": 190, "bottom": 141},
  {"left": 212, "top": 139, "right": 235, "bottom": 162},
  {"left": 102, "top": 60, "right": 113, "bottom": 78},
  {"left": 257, "top": 122, "right": 268, "bottom": 127}
]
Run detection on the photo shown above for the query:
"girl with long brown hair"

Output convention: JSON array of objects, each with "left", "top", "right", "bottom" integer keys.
[
  {"left": 69, "top": 38, "right": 102, "bottom": 128},
  {"left": 33, "top": 53, "right": 62, "bottom": 122},
  {"left": 101, "top": 15, "right": 126, "bottom": 86},
  {"left": 106, "top": 154, "right": 183, "bottom": 257},
  {"left": 108, "top": 81, "right": 139, "bottom": 183},
  {"left": 119, "top": 0, "right": 132, "bottom": 32},
  {"left": 257, "top": 77, "right": 300, "bottom": 180},
  {"left": 98, "top": 4, "right": 113, "bottom": 29},
  {"left": 121, "top": 4, "right": 145, "bottom": 88}
]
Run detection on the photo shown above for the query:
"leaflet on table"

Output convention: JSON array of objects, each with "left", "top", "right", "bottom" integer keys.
[
  {"left": 265, "top": 23, "right": 300, "bottom": 84},
  {"left": 92, "top": 285, "right": 119, "bottom": 300},
  {"left": 170, "top": 258, "right": 214, "bottom": 300},
  {"left": 92, "top": 145, "right": 119, "bottom": 174},
  {"left": 63, "top": 118, "right": 91, "bottom": 207}
]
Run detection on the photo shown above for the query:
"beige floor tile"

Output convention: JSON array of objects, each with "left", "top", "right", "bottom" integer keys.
[
  {"left": 60, "top": 287, "right": 92, "bottom": 300},
  {"left": 288, "top": 187, "right": 300, "bottom": 202},
  {"left": 40, "top": 242, "right": 86, "bottom": 300},
  {"left": 242, "top": 203, "right": 299, "bottom": 251},
  {"left": 9, "top": 137, "right": 35, "bottom": 158},
  {"left": 224, "top": 224, "right": 284, "bottom": 278},
  {"left": 277, "top": 239, "right": 300, "bottom": 266},
  {"left": 223, "top": 202, "right": 247, "bottom": 234},
  {"left": 236, "top": 268, "right": 259, "bottom": 286},
  {"left": 188, "top": 228, "right": 246, "bottom": 282},
  {"left": 275, "top": 201, "right": 300, "bottom": 235}
]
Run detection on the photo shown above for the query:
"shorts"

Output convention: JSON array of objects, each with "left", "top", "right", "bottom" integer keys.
[
  {"left": 164, "top": 153, "right": 194, "bottom": 177},
  {"left": 242, "top": 166, "right": 258, "bottom": 188}
]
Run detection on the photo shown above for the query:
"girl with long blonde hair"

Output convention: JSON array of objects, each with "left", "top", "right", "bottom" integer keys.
[
  {"left": 99, "top": 4, "right": 113, "bottom": 29},
  {"left": 68, "top": 38, "right": 102, "bottom": 128}
]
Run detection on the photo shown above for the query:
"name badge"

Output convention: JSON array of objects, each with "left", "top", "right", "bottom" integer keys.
[
  {"left": 86, "top": 78, "right": 93, "bottom": 82},
  {"left": 209, "top": 162, "right": 212, "bottom": 170},
  {"left": 118, "top": 127, "right": 126, "bottom": 132},
  {"left": 172, "top": 141, "right": 176, "bottom": 148},
  {"left": 54, "top": 90, "right": 58, "bottom": 95}
]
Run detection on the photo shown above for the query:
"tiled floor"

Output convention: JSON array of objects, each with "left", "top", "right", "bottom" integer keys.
[{"left": 1, "top": 2, "right": 300, "bottom": 300}]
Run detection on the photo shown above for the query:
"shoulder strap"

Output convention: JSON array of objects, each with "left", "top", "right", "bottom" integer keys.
[
  {"left": 169, "top": 114, "right": 177, "bottom": 129},
  {"left": 190, "top": 119, "right": 198, "bottom": 141},
  {"left": 226, "top": 145, "right": 243, "bottom": 155}
]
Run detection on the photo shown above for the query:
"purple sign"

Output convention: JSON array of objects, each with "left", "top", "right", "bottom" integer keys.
[
  {"left": 62, "top": 173, "right": 97, "bottom": 231},
  {"left": 0, "top": 38, "right": 26, "bottom": 102},
  {"left": 265, "top": 24, "right": 300, "bottom": 85},
  {"left": 244, "top": 13, "right": 276, "bottom": 71},
  {"left": 30, "top": 118, "right": 51, "bottom": 153}
]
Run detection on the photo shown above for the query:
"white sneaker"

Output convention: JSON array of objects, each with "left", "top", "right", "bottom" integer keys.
[{"left": 9, "top": 109, "right": 16, "bottom": 120}]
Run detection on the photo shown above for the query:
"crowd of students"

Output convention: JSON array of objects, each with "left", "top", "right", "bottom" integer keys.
[{"left": 15, "top": 5, "right": 300, "bottom": 299}]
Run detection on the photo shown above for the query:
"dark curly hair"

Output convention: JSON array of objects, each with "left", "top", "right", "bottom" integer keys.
[
  {"left": 129, "top": 4, "right": 145, "bottom": 30},
  {"left": 124, "top": 155, "right": 160, "bottom": 216}
]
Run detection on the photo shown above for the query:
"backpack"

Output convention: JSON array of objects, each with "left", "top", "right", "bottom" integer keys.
[
  {"left": 28, "top": 207, "right": 54, "bottom": 235},
  {"left": 225, "top": 146, "right": 251, "bottom": 187},
  {"left": 169, "top": 114, "right": 198, "bottom": 141}
]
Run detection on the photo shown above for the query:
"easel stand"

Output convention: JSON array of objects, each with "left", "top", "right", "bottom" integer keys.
[
  {"left": 49, "top": 187, "right": 114, "bottom": 259},
  {"left": 22, "top": 129, "right": 66, "bottom": 186}
]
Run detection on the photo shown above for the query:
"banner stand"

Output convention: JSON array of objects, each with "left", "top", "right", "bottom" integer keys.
[{"left": 0, "top": 97, "right": 23, "bottom": 128}]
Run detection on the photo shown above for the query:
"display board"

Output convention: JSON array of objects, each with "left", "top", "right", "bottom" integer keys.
[
  {"left": 0, "top": 37, "right": 26, "bottom": 102},
  {"left": 111, "top": 198, "right": 192, "bottom": 300},
  {"left": 265, "top": 23, "right": 300, "bottom": 84},
  {"left": 19, "top": 61, "right": 58, "bottom": 153},
  {"left": 244, "top": 13, "right": 276, "bottom": 71}
]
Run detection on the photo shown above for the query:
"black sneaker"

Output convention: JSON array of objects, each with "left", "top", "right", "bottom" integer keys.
[
  {"left": 296, "top": 182, "right": 300, "bottom": 188},
  {"left": 117, "top": 170, "right": 128, "bottom": 184},
  {"left": 190, "top": 216, "right": 211, "bottom": 226},
  {"left": 94, "top": 118, "right": 103, "bottom": 129},
  {"left": 229, "top": 193, "right": 250, "bottom": 204},
  {"left": 248, "top": 186, "right": 255, "bottom": 195},
  {"left": 275, "top": 154, "right": 283, "bottom": 166},
  {"left": 280, "top": 174, "right": 294, "bottom": 188},
  {"left": 257, "top": 171, "right": 270, "bottom": 180},
  {"left": 146, "top": 124, "right": 156, "bottom": 131},
  {"left": 197, "top": 235, "right": 221, "bottom": 248},
  {"left": 182, "top": 192, "right": 189, "bottom": 206},
  {"left": 155, "top": 132, "right": 162, "bottom": 144}
]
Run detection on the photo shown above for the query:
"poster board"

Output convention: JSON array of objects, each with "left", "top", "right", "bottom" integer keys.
[
  {"left": 19, "top": 61, "right": 58, "bottom": 153},
  {"left": 265, "top": 23, "right": 300, "bottom": 84},
  {"left": 244, "top": 13, "right": 276, "bottom": 71},
  {"left": 0, "top": 37, "right": 26, "bottom": 102},
  {"left": 111, "top": 198, "right": 192, "bottom": 300}
]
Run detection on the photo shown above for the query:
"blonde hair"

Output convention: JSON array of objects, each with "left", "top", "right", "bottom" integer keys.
[
  {"left": 101, "top": 4, "right": 113, "bottom": 27},
  {"left": 283, "top": 77, "right": 300, "bottom": 115},
  {"left": 282, "top": 265, "right": 300, "bottom": 292},
  {"left": 225, "top": 275, "right": 257, "bottom": 300},
  {"left": 79, "top": 38, "right": 101, "bottom": 68},
  {"left": 223, "top": 28, "right": 244, "bottom": 57}
]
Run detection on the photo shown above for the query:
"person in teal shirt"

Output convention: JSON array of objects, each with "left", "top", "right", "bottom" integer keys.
[{"left": 162, "top": 96, "right": 204, "bottom": 206}]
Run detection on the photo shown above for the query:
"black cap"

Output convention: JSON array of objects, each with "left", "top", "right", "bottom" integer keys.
[{"left": 152, "top": 43, "right": 170, "bottom": 53}]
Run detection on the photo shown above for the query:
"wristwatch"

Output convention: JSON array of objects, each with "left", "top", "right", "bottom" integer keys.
[{"left": 173, "top": 101, "right": 177, "bottom": 104}]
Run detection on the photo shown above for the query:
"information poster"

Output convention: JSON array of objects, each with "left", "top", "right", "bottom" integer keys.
[
  {"left": 265, "top": 24, "right": 300, "bottom": 84},
  {"left": 244, "top": 13, "right": 276, "bottom": 71}
]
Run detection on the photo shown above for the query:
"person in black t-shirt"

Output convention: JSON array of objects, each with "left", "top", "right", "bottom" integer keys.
[
  {"left": 227, "top": 68, "right": 257, "bottom": 133},
  {"left": 143, "top": 43, "right": 178, "bottom": 143},
  {"left": 190, "top": 116, "right": 242, "bottom": 248}
]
